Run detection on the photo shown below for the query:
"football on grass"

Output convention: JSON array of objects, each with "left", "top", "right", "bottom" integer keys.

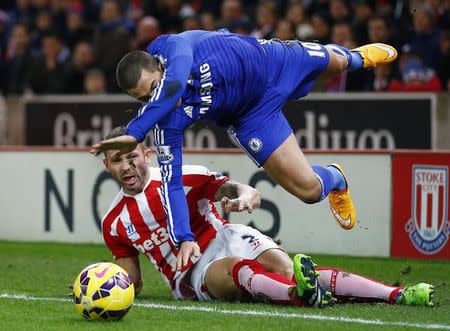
[{"left": 72, "top": 262, "right": 135, "bottom": 320}]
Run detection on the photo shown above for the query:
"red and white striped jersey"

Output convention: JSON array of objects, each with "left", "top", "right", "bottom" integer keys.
[{"left": 102, "top": 165, "right": 229, "bottom": 291}]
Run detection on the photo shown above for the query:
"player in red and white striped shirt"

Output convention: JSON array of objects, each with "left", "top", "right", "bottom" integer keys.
[{"left": 100, "top": 127, "right": 434, "bottom": 307}]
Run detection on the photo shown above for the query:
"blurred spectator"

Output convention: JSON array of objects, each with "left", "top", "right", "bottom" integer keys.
[
  {"left": 372, "top": 64, "right": 393, "bottom": 91},
  {"left": 0, "top": 11, "right": 10, "bottom": 94},
  {"left": 0, "top": 0, "right": 448, "bottom": 95},
  {"left": 7, "top": 0, "right": 32, "bottom": 26},
  {"left": 352, "top": 0, "right": 373, "bottom": 43},
  {"left": 144, "top": 0, "right": 194, "bottom": 33},
  {"left": 285, "top": 4, "right": 313, "bottom": 40},
  {"left": 331, "top": 21, "right": 353, "bottom": 47},
  {"left": 200, "top": 12, "right": 217, "bottom": 31},
  {"left": 274, "top": 20, "right": 295, "bottom": 40},
  {"left": 368, "top": 15, "right": 392, "bottom": 44},
  {"left": 26, "top": 30, "right": 70, "bottom": 94},
  {"left": 65, "top": 41, "right": 96, "bottom": 93},
  {"left": 329, "top": 0, "right": 351, "bottom": 24},
  {"left": 30, "top": 9, "right": 53, "bottom": 51},
  {"left": 65, "top": 5, "right": 92, "bottom": 50},
  {"left": 311, "top": 12, "right": 331, "bottom": 44},
  {"left": 388, "top": 56, "right": 442, "bottom": 92},
  {"left": 134, "top": 16, "right": 160, "bottom": 51},
  {"left": 183, "top": 15, "right": 202, "bottom": 31},
  {"left": 84, "top": 68, "right": 106, "bottom": 95},
  {"left": 405, "top": 4, "right": 440, "bottom": 67},
  {"left": 220, "top": 0, "right": 247, "bottom": 27},
  {"left": 0, "top": 92, "right": 6, "bottom": 144},
  {"left": 437, "top": 30, "right": 450, "bottom": 91},
  {"left": 228, "top": 19, "right": 252, "bottom": 35},
  {"left": 50, "top": 0, "right": 70, "bottom": 34},
  {"left": 93, "top": 0, "right": 132, "bottom": 92},
  {"left": 251, "top": 0, "right": 279, "bottom": 39},
  {"left": 6, "top": 22, "right": 32, "bottom": 95}
]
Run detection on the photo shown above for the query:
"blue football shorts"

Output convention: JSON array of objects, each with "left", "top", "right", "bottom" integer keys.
[{"left": 228, "top": 40, "right": 330, "bottom": 167}]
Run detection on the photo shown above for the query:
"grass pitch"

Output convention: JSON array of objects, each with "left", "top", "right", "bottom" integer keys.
[{"left": 0, "top": 241, "right": 449, "bottom": 331}]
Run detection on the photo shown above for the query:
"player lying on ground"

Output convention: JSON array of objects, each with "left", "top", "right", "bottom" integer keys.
[
  {"left": 91, "top": 29, "right": 400, "bottom": 267},
  {"left": 99, "top": 127, "right": 433, "bottom": 307}
]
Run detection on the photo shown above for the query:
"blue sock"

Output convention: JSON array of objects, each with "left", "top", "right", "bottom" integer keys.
[
  {"left": 311, "top": 165, "right": 334, "bottom": 202},
  {"left": 327, "top": 165, "right": 348, "bottom": 191},
  {"left": 326, "top": 44, "right": 364, "bottom": 71}
]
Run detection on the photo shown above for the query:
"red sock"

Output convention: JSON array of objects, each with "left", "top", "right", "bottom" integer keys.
[
  {"left": 232, "top": 259, "right": 302, "bottom": 306},
  {"left": 316, "top": 267, "right": 402, "bottom": 303}
]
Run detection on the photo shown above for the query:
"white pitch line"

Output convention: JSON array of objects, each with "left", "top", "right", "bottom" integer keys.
[{"left": 1, "top": 293, "right": 449, "bottom": 330}]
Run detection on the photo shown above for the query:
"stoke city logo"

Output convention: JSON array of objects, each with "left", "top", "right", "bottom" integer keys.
[{"left": 405, "top": 166, "right": 450, "bottom": 254}]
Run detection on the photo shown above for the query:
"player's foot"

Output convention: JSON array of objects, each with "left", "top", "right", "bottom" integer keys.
[
  {"left": 328, "top": 163, "right": 356, "bottom": 230},
  {"left": 293, "top": 254, "right": 335, "bottom": 308},
  {"left": 352, "top": 43, "right": 398, "bottom": 68},
  {"left": 398, "top": 283, "right": 434, "bottom": 307}
]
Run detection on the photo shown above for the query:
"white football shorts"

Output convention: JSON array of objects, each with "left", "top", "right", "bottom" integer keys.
[{"left": 189, "top": 223, "right": 281, "bottom": 301}]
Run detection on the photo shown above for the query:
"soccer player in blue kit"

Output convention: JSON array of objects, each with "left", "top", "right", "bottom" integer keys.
[{"left": 90, "top": 29, "right": 398, "bottom": 270}]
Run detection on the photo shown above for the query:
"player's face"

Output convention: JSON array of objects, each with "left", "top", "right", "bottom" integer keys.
[
  {"left": 103, "top": 145, "right": 152, "bottom": 195},
  {"left": 127, "top": 68, "right": 163, "bottom": 104}
]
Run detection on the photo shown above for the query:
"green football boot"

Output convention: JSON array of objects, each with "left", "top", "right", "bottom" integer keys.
[
  {"left": 293, "top": 254, "right": 335, "bottom": 307},
  {"left": 398, "top": 283, "right": 434, "bottom": 307}
]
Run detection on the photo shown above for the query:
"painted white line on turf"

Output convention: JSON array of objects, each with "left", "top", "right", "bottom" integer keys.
[{"left": 1, "top": 293, "right": 449, "bottom": 330}]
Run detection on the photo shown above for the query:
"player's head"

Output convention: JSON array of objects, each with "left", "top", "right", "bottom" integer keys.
[
  {"left": 116, "top": 51, "right": 163, "bottom": 103},
  {"left": 103, "top": 126, "right": 152, "bottom": 195}
]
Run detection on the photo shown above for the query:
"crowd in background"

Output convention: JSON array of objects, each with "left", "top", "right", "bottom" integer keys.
[{"left": 0, "top": 0, "right": 449, "bottom": 96}]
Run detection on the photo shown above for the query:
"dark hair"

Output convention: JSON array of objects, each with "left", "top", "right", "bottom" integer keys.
[
  {"left": 105, "top": 126, "right": 126, "bottom": 140},
  {"left": 116, "top": 51, "right": 160, "bottom": 91},
  {"left": 368, "top": 15, "right": 390, "bottom": 28}
]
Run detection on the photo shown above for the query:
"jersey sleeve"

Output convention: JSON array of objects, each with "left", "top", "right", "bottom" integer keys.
[
  {"left": 154, "top": 125, "right": 194, "bottom": 247},
  {"left": 201, "top": 169, "right": 231, "bottom": 200},
  {"left": 125, "top": 35, "right": 194, "bottom": 142}
]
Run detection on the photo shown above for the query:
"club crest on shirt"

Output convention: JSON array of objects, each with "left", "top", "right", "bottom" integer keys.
[
  {"left": 248, "top": 138, "right": 263, "bottom": 153},
  {"left": 405, "top": 166, "right": 450, "bottom": 254},
  {"left": 156, "top": 145, "right": 174, "bottom": 164}
]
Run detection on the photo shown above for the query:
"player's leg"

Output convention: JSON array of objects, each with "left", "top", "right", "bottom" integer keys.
[
  {"left": 204, "top": 255, "right": 300, "bottom": 304},
  {"left": 317, "top": 267, "right": 434, "bottom": 306},
  {"left": 262, "top": 132, "right": 355, "bottom": 229},
  {"left": 232, "top": 111, "right": 355, "bottom": 228},
  {"left": 319, "top": 43, "right": 398, "bottom": 79},
  {"left": 262, "top": 134, "right": 322, "bottom": 203},
  {"left": 202, "top": 256, "right": 243, "bottom": 301},
  {"left": 255, "top": 247, "right": 294, "bottom": 279}
]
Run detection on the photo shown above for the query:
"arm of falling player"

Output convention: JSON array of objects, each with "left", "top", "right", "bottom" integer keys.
[
  {"left": 154, "top": 127, "right": 194, "bottom": 248},
  {"left": 126, "top": 35, "right": 194, "bottom": 143}
]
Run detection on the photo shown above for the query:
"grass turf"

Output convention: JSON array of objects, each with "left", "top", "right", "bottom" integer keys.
[{"left": 0, "top": 241, "right": 449, "bottom": 331}]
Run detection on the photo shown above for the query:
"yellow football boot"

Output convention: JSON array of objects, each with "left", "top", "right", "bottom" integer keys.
[
  {"left": 352, "top": 43, "right": 398, "bottom": 68},
  {"left": 328, "top": 163, "right": 356, "bottom": 230}
]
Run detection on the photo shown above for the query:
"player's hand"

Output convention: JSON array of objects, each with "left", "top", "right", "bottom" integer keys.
[
  {"left": 173, "top": 241, "right": 201, "bottom": 272},
  {"left": 90, "top": 135, "right": 138, "bottom": 156},
  {"left": 221, "top": 196, "right": 254, "bottom": 213}
]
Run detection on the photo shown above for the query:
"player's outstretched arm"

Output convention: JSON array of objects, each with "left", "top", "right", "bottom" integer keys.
[
  {"left": 116, "top": 256, "right": 143, "bottom": 296},
  {"left": 214, "top": 180, "right": 261, "bottom": 213},
  {"left": 90, "top": 134, "right": 138, "bottom": 155}
]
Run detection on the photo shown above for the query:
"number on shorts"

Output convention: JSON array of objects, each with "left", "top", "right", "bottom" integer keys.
[{"left": 302, "top": 42, "right": 326, "bottom": 58}]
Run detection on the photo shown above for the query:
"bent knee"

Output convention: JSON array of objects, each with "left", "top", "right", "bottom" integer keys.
[{"left": 272, "top": 265, "right": 294, "bottom": 278}]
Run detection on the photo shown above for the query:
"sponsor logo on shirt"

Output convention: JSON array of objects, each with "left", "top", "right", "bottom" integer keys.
[{"left": 199, "top": 63, "right": 213, "bottom": 115}]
